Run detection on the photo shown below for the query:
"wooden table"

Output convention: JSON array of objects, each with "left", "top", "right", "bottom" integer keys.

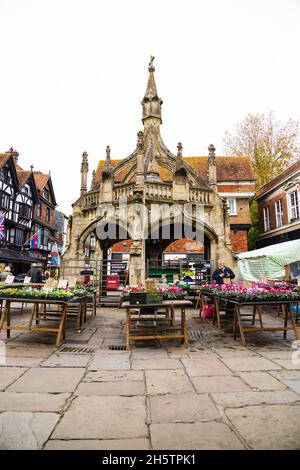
[
  {"left": 120, "top": 300, "right": 192, "bottom": 350},
  {"left": 213, "top": 295, "right": 300, "bottom": 346},
  {"left": 0, "top": 297, "right": 76, "bottom": 347}
]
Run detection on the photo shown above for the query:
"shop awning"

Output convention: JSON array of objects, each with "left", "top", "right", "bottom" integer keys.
[
  {"left": 237, "top": 239, "right": 300, "bottom": 281},
  {"left": 0, "top": 247, "right": 41, "bottom": 264}
]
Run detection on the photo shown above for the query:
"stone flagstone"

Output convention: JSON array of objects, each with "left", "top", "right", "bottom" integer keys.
[
  {"left": 75, "top": 381, "right": 145, "bottom": 396},
  {"left": 132, "top": 359, "right": 182, "bottom": 370},
  {"left": 225, "top": 405, "right": 300, "bottom": 449},
  {"left": 213, "top": 347, "right": 259, "bottom": 358},
  {"left": 220, "top": 357, "right": 282, "bottom": 372},
  {"left": 0, "top": 367, "right": 27, "bottom": 391},
  {"left": 0, "top": 412, "right": 59, "bottom": 450},
  {"left": 89, "top": 355, "right": 130, "bottom": 371},
  {"left": 42, "top": 353, "right": 91, "bottom": 367},
  {"left": 270, "top": 359, "right": 300, "bottom": 370},
  {"left": 150, "top": 393, "right": 220, "bottom": 423},
  {"left": 182, "top": 357, "right": 232, "bottom": 377},
  {"left": 191, "top": 375, "right": 250, "bottom": 393},
  {"left": 44, "top": 439, "right": 150, "bottom": 450},
  {"left": 211, "top": 390, "right": 300, "bottom": 407},
  {"left": 0, "top": 357, "right": 43, "bottom": 367},
  {"left": 84, "top": 370, "right": 143, "bottom": 382},
  {"left": 7, "top": 367, "right": 85, "bottom": 393},
  {"left": 5, "top": 346, "right": 54, "bottom": 358},
  {"left": 0, "top": 392, "right": 70, "bottom": 412},
  {"left": 150, "top": 422, "right": 244, "bottom": 450},
  {"left": 132, "top": 348, "right": 169, "bottom": 359},
  {"left": 145, "top": 369, "right": 194, "bottom": 395},
  {"left": 237, "top": 372, "right": 286, "bottom": 391},
  {"left": 52, "top": 396, "right": 147, "bottom": 439}
]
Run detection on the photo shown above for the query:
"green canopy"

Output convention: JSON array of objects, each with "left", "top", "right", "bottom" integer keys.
[{"left": 237, "top": 239, "right": 300, "bottom": 282}]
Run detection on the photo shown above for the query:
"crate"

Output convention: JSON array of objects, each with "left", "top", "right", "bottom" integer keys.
[
  {"left": 146, "top": 292, "right": 163, "bottom": 303},
  {"left": 129, "top": 292, "right": 163, "bottom": 305},
  {"left": 129, "top": 292, "right": 147, "bottom": 305}
]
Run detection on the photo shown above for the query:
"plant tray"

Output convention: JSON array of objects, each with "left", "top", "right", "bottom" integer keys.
[{"left": 129, "top": 292, "right": 163, "bottom": 305}]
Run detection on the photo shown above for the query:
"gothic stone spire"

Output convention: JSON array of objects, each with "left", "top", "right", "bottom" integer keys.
[
  {"left": 102, "top": 145, "right": 113, "bottom": 179},
  {"left": 141, "top": 56, "right": 163, "bottom": 124},
  {"left": 80, "top": 151, "right": 89, "bottom": 195}
]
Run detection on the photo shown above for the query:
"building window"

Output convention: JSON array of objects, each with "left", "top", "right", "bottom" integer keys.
[
  {"left": 9, "top": 228, "right": 15, "bottom": 244},
  {"left": 275, "top": 199, "right": 284, "bottom": 228},
  {"left": 43, "top": 229, "right": 49, "bottom": 247},
  {"left": 263, "top": 206, "right": 270, "bottom": 232},
  {"left": 36, "top": 204, "right": 41, "bottom": 218},
  {"left": 42, "top": 188, "right": 49, "bottom": 200},
  {"left": 15, "top": 229, "right": 24, "bottom": 247},
  {"left": 0, "top": 192, "right": 11, "bottom": 210},
  {"left": 19, "top": 204, "right": 32, "bottom": 219},
  {"left": 289, "top": 190, "right": 299, "bottom": 221},
  {"left": 46, "top": 207, "right": 50, "bottom": 223},
  {"left": 227, "top": 198, "right": 237, "bottom": 216}
]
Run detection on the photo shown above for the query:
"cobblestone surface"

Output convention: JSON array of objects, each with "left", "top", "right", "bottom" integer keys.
[{"left": 0, "top": 304, "right": 299, "bottom": 449}]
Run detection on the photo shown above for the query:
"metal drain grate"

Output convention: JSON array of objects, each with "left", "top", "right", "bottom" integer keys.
[
  {"left": 59, "top": 346, "right": 95, "bottom": 354},
  {"left": 188, "top": 330, "right": 203, "bottom": 342},
  {"left": 108, "top": 345, "right": 126, "bottom": 351}
]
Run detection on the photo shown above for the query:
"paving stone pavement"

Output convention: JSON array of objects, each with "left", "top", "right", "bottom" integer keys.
[{"left": 0, "top": 305, "right": 299, "bottom": 450}]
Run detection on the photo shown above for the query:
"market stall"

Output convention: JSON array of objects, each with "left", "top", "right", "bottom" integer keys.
[
  {"left": 198, "top": 282, "right": 300, "bottom": 345},
  {"left": 237, "top": 239, "right": 300, "bottom": 282},
  {"left": 0, "top": 285, "right": 96, "bottom": 346},
  {"left": 120, "top": 284, "right": 191, "bottom": 349}
]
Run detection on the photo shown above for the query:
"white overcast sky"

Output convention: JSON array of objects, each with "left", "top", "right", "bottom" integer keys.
[{"left": 0, "top": 0, "right": 300, "bottom": 215}]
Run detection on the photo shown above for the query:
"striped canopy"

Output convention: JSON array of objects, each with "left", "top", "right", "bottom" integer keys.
[{"left": 237, "top": 239, "right": 300, "bottom": 282}]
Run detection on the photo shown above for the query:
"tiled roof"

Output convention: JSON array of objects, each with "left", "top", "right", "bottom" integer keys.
[
  {"left": 17, "top": 170, "right": 31, "bottom": 186},
  {"left": 0, "top": 153, "right": 11, "bottom": 168},
  {"left": 256, "top": 160, "right": 300, "bottom": 198},
  {"left": 95, "top": 155, "right": 255, "bottom": 184},
  {"left": 33, "top": 171, "right": 49, "bottom": 190},
  {"left": 183, "top": 156, "right": 255, "bottom": 181}
]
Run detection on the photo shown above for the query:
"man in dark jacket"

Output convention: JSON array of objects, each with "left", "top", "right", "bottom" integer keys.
[
  {"left": 212, "top": 260, "right": 235, "bottom": 285},
  {"left": 26, "top": 263, "right": 43, "bottom": 283}
]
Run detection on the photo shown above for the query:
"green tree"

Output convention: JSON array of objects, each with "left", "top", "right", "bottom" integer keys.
[
  {"left": 223, "top": 112, "right": 300, "bottom": 189},
  {"left": 247, "top": 200, "right": 260, "bottom": 250}
]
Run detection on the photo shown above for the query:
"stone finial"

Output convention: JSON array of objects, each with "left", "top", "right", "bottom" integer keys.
[
  {"left": 105, "top": 146, "right": 111, "bottom": 167},
  {"left": 102, "top": 145, "right": 113, "bottom": 179},
  {"left": 208, "top": 144, "right": 216, "bottom": 158},
  {"left": 148, "top": 55, "right": 155, "bottom": 73},
  {"left": 177, "top": 142, "right": 183, "bottom": 158},
  {"left": 81, "top": 151, "right": 89, "bottom": 172},
  {"left": 137, "top": 130, "right": 144, "bottom": 150},
  {"left": 30, "top": 164, "right": 34, "bottom": 172},
  {"left": 91, "top": 170, "right": 96, "bottom": 189},
  {"left": 80, "top": 151, "right": 89, "bottom": 195}
]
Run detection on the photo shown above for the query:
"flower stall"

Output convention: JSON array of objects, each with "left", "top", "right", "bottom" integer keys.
[
  {"left": 121, "top": 285, "right": 185, "bottom": 304},
  {"left": 120, "top": 284, "right": 191, "bottom": 349},
  {"left": 0, "top": 285, "right": 96, "bottom": 346},
  {"left": 197, "top": 281, "right": 300, "bottom": 345}
]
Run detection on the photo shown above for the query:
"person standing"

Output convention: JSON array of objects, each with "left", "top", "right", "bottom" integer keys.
[
  {"left": 212, "top": 260, "right": 235, "bottom": 285},
  {"left": 26, "top": 263, "right": 43, "bottom": 283}
]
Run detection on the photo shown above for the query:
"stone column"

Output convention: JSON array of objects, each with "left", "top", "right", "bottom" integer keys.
[{"left": 129, "top": 239, "right": 146, "bottom": 286}]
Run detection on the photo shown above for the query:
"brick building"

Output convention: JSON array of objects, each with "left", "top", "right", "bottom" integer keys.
[{"left": 256, "top": 160, "right": 300, "bottom": 248}]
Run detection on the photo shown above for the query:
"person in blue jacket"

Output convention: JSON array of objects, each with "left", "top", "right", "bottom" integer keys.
[{"left": 212, "top": 260, "right": 235, "bottom": 285}]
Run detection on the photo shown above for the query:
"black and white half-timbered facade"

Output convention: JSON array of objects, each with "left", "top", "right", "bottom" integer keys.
[{"left": 0, "top": 149, "right": 52, "bottom": 273}]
